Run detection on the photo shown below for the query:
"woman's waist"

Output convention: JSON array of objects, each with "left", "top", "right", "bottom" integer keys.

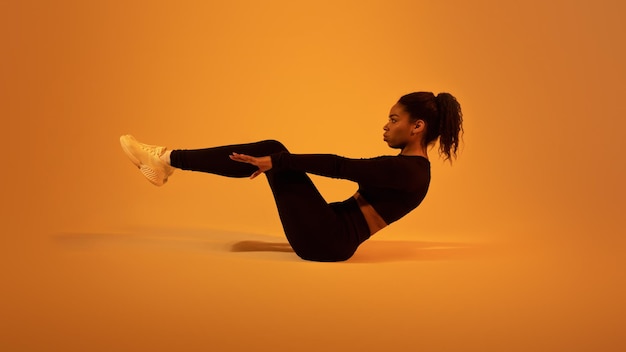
[{"left": 351, "top": 192, "right": 388, "bottom": 236}]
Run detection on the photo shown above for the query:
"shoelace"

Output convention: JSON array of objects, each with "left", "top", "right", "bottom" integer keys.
[{"left": 139, "top": 143, "right": 165, "bottom": 157}]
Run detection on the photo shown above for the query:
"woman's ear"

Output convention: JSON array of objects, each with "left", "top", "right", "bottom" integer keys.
[{"left": 413, "top": 119, "right": 426, "bottom": 133}]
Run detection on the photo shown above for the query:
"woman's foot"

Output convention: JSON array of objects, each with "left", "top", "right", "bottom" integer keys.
[{"left": 120, "top": 135, "right": 174, "bottom": 186}]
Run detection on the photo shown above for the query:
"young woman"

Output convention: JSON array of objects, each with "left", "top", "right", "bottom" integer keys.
[{"left": 120, "top": 92, "right": 463, "bottom": 262}]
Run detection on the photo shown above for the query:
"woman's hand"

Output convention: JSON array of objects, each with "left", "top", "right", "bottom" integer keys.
[{"left": 229, "top": 153, "right": 273, "bottom": 179}]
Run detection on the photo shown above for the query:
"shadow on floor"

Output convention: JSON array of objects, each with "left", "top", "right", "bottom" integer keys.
[
  {"left": 231, "top": 241, "right": 295, "bottom": 253},
  {"left": 52, "top": 231, "right": 492, "bottom": 263},
  {"left": 350, "top": 240, "right": 492, "bottom": 262},
  {"left": 230, "top": 239, "right": 492, "bottom": 263}
]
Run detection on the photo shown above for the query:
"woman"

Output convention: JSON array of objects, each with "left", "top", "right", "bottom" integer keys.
[{"left": 120, "top": 92, "right": 463, "bottom": 262}]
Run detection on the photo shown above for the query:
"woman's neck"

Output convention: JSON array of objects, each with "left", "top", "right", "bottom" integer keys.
[{"left": 400, "top": 143, "right": 428, "bottom": 158}]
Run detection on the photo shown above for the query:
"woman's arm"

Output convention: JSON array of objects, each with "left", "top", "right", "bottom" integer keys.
[
  {"left": 270, "top": 152, "right": 424, "bottom": 190},
  {"left": 230, "top": 151, "right": 426, "bottom": 190}
]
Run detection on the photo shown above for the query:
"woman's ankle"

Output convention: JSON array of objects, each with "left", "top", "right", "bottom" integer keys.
[{"left": 160, "top": 150, "right": 172, "bottom": 165}]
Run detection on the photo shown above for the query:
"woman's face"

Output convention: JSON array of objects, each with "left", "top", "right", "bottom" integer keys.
[{"left": 383, "top": 103, "right": 415, "bottom": 149}]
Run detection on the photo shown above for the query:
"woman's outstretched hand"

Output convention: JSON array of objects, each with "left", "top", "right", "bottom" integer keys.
[{"left": 229, "top": 153, "right": 273, "bottom": 179}]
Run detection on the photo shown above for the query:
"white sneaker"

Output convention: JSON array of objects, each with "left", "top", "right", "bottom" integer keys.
[{"left": 120, "top": 135, "right": 174, "bottom": 186}]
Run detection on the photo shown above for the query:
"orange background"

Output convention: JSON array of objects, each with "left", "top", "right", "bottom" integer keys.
[{"left": 1, "top": 0, "right": 625, "bottom": 351}]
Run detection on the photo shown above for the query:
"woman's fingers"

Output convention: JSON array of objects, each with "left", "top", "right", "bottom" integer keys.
[
  {"left": 229, "top": 153, "right": 271, "bottom": 179},
  {"left": 230, "top": 153, "right": 262, "bottom": 179},
  {"left": 229, "top": 152, "right": 255, "bottom": 164}
]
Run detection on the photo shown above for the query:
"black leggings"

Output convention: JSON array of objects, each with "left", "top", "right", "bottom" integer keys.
[{"left": 169, "top": 140, "right": 370, "bottom": 262}]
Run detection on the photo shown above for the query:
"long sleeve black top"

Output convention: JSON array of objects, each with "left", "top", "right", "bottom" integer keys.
[{"left": 270, "top": 152, "right": 431, "bottom": 224}]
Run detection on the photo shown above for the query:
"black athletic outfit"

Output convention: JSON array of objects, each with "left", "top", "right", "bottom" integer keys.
[{"left": 170, "top": 140, "right": 431, "bottom": 262}]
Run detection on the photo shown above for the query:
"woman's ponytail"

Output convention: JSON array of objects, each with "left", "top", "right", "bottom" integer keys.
[{"left": 435, "top": 93, "right": 463, "bottom": 162}]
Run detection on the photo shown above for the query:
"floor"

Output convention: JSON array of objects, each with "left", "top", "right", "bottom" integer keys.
[{"left": 2, "top": 227, "right": 623, "bottom": 351}]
